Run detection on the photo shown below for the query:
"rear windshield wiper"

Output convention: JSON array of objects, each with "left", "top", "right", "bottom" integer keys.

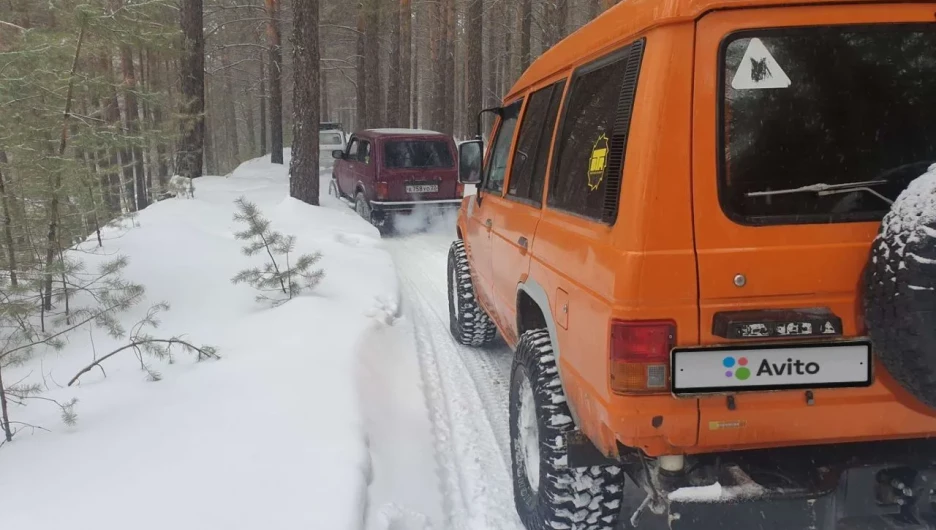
[{"left": 745, "top": 180, "right": 893, "bottom": 205}]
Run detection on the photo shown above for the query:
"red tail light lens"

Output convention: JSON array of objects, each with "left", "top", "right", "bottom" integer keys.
[
  {"left": 375, "top": 182, "right": 389, "bottom": 200},
  {"left": 610, "top": 320, "right": 675, "bottom": 394}
]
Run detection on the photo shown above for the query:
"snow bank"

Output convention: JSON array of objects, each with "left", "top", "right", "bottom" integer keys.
[{"left": 0, "top": 152, "right": 398, "bottom": 530}]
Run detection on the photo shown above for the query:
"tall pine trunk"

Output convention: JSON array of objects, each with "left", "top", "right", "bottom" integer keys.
[
  {"left": 259, "top": 56, "right": 268, "bottom": 155},
  {"left": 177, "top": 0, "right": 205, "bottom": 179},
  {"left": 120, "top": 42, "right": 148, "bottom": 210},
  {"left": 0, "top": 152, "right": 17, "bottom": 287},
  {"left": 355, "top": 7, "right": 367, "bottom": 130},
  {"left": 100, "top": 55, "right": 123, "bottom": 213},
  {"left": 289, "top": 0, "right": 320, "bottom": 205},
  {"left": 519, "top": 0, "right": 532, "bottom": 70},
  {"left": 442, "top": 0, "right": 455, "bottom": 135},
  {"left": 466, "top": 0, "right": 482, "bottom": 139},
  {"left": 221, "top": 51, "right": 241, "bottom": 166},
  {"left": 363, "top": 0, "right": 380, "bottom": 129},
  {"left": 266, "top": 0, "right": 284, "bottom": 164},
  {"left": 386, "top": 1, "right": 401, "bottom": 128},
  {"left": 400, "top": 0, "right": 412, "bottom": 127}
]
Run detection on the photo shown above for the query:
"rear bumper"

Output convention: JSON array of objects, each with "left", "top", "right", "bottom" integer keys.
[
  {"left": 637, "top": 438, "right": 936, "bottom": 530},
  {"left": 370, "top": 199, "right": 462, "bottom": 213}
]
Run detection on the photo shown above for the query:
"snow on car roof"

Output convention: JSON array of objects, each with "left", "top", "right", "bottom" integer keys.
[{"left": 363, "top": 128, "right": 446, "bottom": 136}]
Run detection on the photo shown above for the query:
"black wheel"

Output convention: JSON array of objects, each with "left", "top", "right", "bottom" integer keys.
[
  {"left": 510, "top": 329, "right": 624, "bottom": 530},
  {"left": 355, "top": 192, "right": 373, "bottom": 223},
  {"left": 328, "top": 179, "right": 340, "bottom": 198},
  {"left": 865, "top": 168, "right": 936, "bottom": 409},
  {"left": 447, "top": 240, "right": 497, "bottom": 346}
]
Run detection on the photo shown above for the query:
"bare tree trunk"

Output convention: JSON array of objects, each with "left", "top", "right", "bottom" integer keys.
[
  {"left": 177, "top": 0, "right": 205, "bottom": 179},
  {"left": 289, "top": 0, "right": 320, "bottom": 205},
  {"left": 259, "top": 56, "right": 268, "bottom": 155},
  {"left": 266, "top": 0, "right": 284, "bottom": 164},
  {"left": 386, "top": 0, "right": 401, "bottom": 128}
]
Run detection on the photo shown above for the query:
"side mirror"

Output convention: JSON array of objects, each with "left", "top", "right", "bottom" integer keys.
[
  {"left": 458, "top": 140, "right": 483, "bottom": 185},
  {"left": 332, "top": 150, "right": 345, "bottom": 160}
]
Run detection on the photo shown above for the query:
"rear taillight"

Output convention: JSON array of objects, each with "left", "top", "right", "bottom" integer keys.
[
  {"left": 456, "top": 182, "right": 465, "bottom": 197},
  {"left": 375, "top": 182, "right": 389, "bottom": 200},
  {"left": 610, "top": 320, "right": 675, "bottom": 394}
]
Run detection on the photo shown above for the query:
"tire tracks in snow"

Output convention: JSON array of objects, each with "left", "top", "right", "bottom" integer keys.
[{"left": 389, "top": 233, "right": 522, "bottom": 530}]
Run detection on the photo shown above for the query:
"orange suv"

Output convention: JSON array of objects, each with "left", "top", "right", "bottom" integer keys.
[{"left": 449, "top": 1, "right": 936, "bottom": 529}]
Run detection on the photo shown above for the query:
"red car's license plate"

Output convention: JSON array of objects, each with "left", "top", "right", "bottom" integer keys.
[{"left": 406, "top": 184, "right": 438, "bottom": 193}]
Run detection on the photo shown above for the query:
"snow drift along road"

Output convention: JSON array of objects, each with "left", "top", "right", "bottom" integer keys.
[{"left": 1, "top": 153, "right": 398, "bottom": 530}]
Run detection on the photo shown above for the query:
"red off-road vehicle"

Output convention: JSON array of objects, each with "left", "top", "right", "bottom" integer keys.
[{"left": 328, "top": 129, "right": 464, "bottom": 233}]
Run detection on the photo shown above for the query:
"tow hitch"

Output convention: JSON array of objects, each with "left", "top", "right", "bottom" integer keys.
[{"left": 616, "top": 438, "right": 936, "bottom": 529}]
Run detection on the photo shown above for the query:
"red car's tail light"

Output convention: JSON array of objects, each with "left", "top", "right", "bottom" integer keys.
[
  {"left": 610, "top": 320, "right": 675, "bottom": 394},
  {"left": 375, "top": 182, "right": 389, "bottom": 200}
]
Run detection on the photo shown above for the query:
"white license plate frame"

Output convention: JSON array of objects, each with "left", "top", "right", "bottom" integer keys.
[
  {"left": 406, "top": 184, "right": 438, "bottom": 194},
  {"left": 671, "top": 340, "right": 872, "bottom": 396}
]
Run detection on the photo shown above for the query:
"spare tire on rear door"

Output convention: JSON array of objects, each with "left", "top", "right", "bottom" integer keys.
[{"left": 865, "top": 164, "right": 936, "bottom": 410}]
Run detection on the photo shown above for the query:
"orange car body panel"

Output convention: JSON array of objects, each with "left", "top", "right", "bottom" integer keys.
[{"left": 457, "top": 0, "right": 936, "bottom": 458}]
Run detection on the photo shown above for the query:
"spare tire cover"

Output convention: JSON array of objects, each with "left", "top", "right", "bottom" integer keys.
[{"left": 865, "top": 163, "right": 936, "bottom": 409}]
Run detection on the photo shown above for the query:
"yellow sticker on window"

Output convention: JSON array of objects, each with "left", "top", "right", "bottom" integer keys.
[{"left": 587, "top": 134, "right": 609, "bottom": 191}]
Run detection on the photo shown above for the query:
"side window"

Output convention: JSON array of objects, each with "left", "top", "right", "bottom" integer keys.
[
  {"left": 483, "top": 100, "right": 523, "bottom": 194},
  {"left": 549, "top": 42, "right": 642, "bottom": 221},
  {"left": 359, "top": 141, "right": 372, "bottom": 164},
  {"left": 347, "top": 138, "right": 360, "bottom": 159},
  {"left": 507, "top": 80, "right": 566, "bottom": 205}
]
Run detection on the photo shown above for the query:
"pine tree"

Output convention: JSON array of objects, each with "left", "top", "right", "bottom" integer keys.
[{"left": 231, "top": 197, "right": 324, "bottom": 305}]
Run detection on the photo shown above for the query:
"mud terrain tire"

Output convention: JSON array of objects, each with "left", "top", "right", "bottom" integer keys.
[
  {"left": 865, "top": 166, "right": 936, "bottom": 409},
  {"left": 510, "top": 329, "right": 624, "bottom": 530},
  {"left": 447, "top": 240, "right": 497, "bottom": 346}
]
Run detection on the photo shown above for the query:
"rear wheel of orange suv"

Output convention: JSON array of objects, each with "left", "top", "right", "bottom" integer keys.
[{"left": 509, "top": 329, "right": 625, "bottom": 530}]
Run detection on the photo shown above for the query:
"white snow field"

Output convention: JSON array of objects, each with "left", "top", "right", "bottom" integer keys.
[{"left": 0, "top": 152, "right": 524, "bottom": 530}]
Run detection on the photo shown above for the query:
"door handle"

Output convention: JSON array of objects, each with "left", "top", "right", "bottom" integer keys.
[
  {"left": 518, "top": 236, "right": 528, "bottom": 250},
  {"left": 485, "top": 219, "right": 492, "bottom": 229}
]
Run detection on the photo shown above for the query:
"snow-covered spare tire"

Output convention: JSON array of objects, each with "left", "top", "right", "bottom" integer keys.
[{"left": 865, "top": 163, "right": 936, "bottom": 409}]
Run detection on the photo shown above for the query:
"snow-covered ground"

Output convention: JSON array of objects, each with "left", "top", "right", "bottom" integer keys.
[{"left": 0, "top": 151, "right": 522, "bottom": 530}]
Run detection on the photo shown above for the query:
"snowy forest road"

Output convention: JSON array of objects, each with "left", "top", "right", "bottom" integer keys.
[{"left": 384, "top": 229, "right": 525, "bottom": 530}]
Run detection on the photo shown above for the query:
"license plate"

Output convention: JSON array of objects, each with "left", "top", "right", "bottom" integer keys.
[
  {"left": 671, "top": 341, "right": 871, "bottom": 395},
  {"left": 406, "top": 184, "right": 438, "bottom": 194}
]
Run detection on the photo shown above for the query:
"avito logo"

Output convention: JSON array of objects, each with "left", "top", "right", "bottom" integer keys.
[
  {"left": 724, "top": 356, "right": 821, "bottom": 380},
  {"left": 756, "top": 357, "right": 820, "bottom": 376},
  {"left": 723, "top": 356, "right": 751, "bottom": 380}
]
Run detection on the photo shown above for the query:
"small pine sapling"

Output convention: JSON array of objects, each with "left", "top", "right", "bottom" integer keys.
[{"left": 231, "top": 197, "right": 324, "bottom": 305}]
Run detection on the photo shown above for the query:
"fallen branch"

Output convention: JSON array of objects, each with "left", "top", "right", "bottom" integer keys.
[{"left": 68, "top": 338, "right": 219, "bottom": 387}]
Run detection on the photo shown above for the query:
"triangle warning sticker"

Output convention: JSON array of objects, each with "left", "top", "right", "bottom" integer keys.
[{"left": 731, "top": 38, "right": 791, "bottom": 90}]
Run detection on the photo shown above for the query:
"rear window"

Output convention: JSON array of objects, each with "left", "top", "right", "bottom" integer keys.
[
  {"left": 720, "top": 24, "right": 936, "bottom": 225},
  {"left": 383, "top": 141, "right": 453, "bottom": 169},
  {"left": 321, "top": 133, "right": 343, "bottom": 145}
]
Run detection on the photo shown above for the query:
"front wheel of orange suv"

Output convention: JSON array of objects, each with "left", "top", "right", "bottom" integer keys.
[
  {"left": 509, "top": 329, "right": 625, "bottom": 530},
  {"left": 447, "top": 240, "right": 497, "bottom": 346}
]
